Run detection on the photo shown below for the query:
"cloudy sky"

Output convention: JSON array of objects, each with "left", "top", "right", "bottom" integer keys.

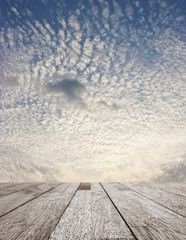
[{"left": 0, "top": 0, "right": 185, "bottom": 182}]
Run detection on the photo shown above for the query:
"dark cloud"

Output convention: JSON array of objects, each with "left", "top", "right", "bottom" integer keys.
[
  {"left": 46, "top": 74, "right": 122, "bottom": 111},
  {"left": 99, "top": 100, "right": 121, "bottom": 110},
  {"left": 46, "top": 74, "right": 87, "bottom": 109},
  {"left": 47, "top": 74, "right": 86, "bottom": 101},
  {"left": 152, "top": 161, "right": 186, "bottom": 182},
  {"left": 1, "top": 75, "right": 19, "bottom": 88}
]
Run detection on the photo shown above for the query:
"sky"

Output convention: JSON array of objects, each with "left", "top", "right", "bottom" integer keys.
[{"left": 0, "top": 0, "right": 185, "bottom": 182}]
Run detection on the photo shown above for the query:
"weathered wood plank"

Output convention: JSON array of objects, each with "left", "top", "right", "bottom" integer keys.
[
  {"left": 50, "top": 183, "right": 135, "bottom": 240},
  {"left": 91, "top": 183, "right": 135, "bottom": 239},
  {"left": 101, "top": 183, "right": 186, "bottom": 240},
  {"left": 0, "top": 182, "right": 39, "bottom": 197},
  {"left": 150, "top": 182, "right": 186, "bottom": 197},
  {"left": 0, "top": 182, "right": 20, "bottom": 190},
  {"left": 132, "top": 225, "right": 186, "bottom": 240},
  {"left": 50, "top": 189, "right": 92, "bottom": 239},
  {"left": 0, "top": 182, "right": 60, "bottom": 217},
  {"left": 122, "top": 182, "right": 186, "bottom": 217},
  {"left": 0, "top": 183, "right": 80, "bottom": 240},
  {"left": 78, "top": 182, "right": 91, "bottom": 190}
]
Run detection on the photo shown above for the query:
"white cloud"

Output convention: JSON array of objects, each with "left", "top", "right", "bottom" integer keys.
[
  {"left": 135, "top": 1, "right": 139, "bottom": 8},
  {"left": 126, "top": 4, "right": 133, "bottom": 20},
  {"left": 11, "top": 7, "right": 19, "bottom": 16},
  {"left": 0, "top": 0, "right": 185, "bottom": 181},
  {"left": 68, "top": 15, "right": 80, "bottom": 31}
]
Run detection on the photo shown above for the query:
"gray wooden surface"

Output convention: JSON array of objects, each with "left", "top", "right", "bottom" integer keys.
[
  {"left": 0, "top": 182, "right": 185, "bottom": 240},
  {"left": 0, "top": 182, "right": 39, "bottom": 197},
  {"left": 0, "top": 182, "right": 60, "bottom": 217},
  {"left": 122, "top": 182, "right": 186, "bottom": 217}
]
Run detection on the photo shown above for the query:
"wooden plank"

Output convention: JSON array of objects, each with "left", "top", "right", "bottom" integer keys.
[
  {"left": 0, "top": 182, "right": 20, "bottom": 190},
  {"left": 50, "top": 183, "right": 135, "bottom": 240},
  {"left": 132, "top": 225, "right": 186, "bottom": 240},
  {"left": 101, "top": 183, "right": 186, "bottom": 240},
  {"left": 91, "top": 183, "right": 135, "bottom": 239},
  {"left": 0, "top": 182, "right": 39, "bottom": 197},
  {"left": 151, "top": 182, "right": 186, "bottom": 197},
  {"left": 122, "top": 182, "right": 186, "bottom": 217},
  {"left": 0, "top": 183, "right": 80, "bottom": 240},
  {"left": 78, "top": 182, "right": 91, "bottom": 190},
  {"left": 0, "top": 182, "right": 60, "bottom": 217},
  {"left": 49, "top": 189, "right": 92, "bottom": 239}
]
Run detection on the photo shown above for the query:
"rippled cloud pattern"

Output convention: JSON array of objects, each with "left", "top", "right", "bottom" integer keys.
[{"left": 0, "top": 0, "right": 185, "bottom": 181}]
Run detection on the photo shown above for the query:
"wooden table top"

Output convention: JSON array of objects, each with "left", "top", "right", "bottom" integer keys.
[{"left": 0, "top": 182, "right": 185, "bottom": 239}]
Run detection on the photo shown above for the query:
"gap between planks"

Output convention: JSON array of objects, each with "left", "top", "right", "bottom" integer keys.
[
  {"left": 0, "top": 182, "right": 185, "bottom": 240},
  {"left": 100, "top": 182, "right": 138, "bottom": 240},
  {"left": 0, "top": 183, "right": 80, "bottom": 239},
  {"left": 47, "top": 182, "right": 82, "bottom": 239},
  {"left": 101, "top": 182, "right": 186, "bottom": 239},
  {"left": 120, "top": 183, "right": 186, "bottom": 218},
  {"left": 49, "top": 183, "right": 136, "bottom": 239},
  {"left": 0, "top": 182, "right": 40, "bottom": 197},
  {"left": 0, "top": 183, "right": 62, "bottom": 217}
]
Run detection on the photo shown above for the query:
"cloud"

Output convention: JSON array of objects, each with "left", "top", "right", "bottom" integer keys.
[
  {"left": 99, "top": 100, "right": 121, "bottom": 110},
  {"left": 0, "top": 0, "right": 185, "bottom": 182},
  {"left": 0, "top": 146, "right": 64, "bottom": 182},
  {"left": 46, "top": 74, "right": 86, "bottom": 105},
  {"left": 152, "top": 161, "right": 186, "bottom": 182},
  {"left": 1, "top": 75, "right": 19, "bottom": 88}
]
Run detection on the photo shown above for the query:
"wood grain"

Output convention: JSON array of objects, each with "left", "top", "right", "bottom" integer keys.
[
  {"left": 50, "top": 183, "right": 135, "bottom": 240},
  {"left": 0, "top": 182, "right": 20, "bottom": 190},
  {"left": 49, "top": 189, "right": 92, "bottom": 239},
  {"left": 132, "top": 224, "right": 186, "bottom": 240},
  {"left": 0, "top": 183, "right": 80, "bottom": 240},
  {"left": 0, "top": 182, "right": 59, "bottom": 217},
  {"left": 91, "top": 183, "right": 135, "bottom": 239},
  {"left": 0, "top": 182, "right": 38, "bottom": 197},
  {"left": 122, "top": 182, "right": 186, "bottom": 217},
  {"left": 0, "top": 182, "right": 185, "bottom": 240},
  {"left": 101, "top": 182, "right": 186, "bottom": 240},
  {"left": 78, "top": 182, "right": 91, "bottom": 190},
  {"left": 150, "top": 182, "right": 186, "bottom": 197}
]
